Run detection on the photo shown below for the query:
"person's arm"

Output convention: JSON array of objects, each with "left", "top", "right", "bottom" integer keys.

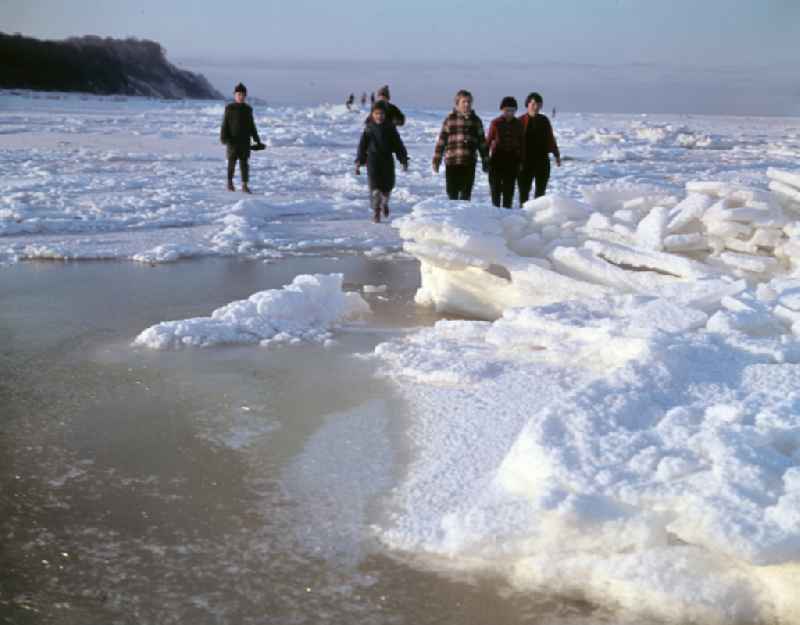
[
  {"left": 475, "top": 118, "right": 489, "bottom": 171},
  {"left": 355, "top": 129, "right": 369, "bottom": 174},
  {"left": 220, "top": 107, "right": 230, "bottom": 144},
  {"left": 432, "top": 118, "right": 449, "bottom": 173},
  {"left": 547, "top": 117, "right": 561, "bottom": 166},
  {"left": 486, "top": 119, "right": 497, "bottom": 157},
  {"left": 249, "top": 107, "right": 262, "bottom": 145},
  {"left": 393, "top": 126, "right": 409, "bottom": 170},
  {"left": 392, "top": 104, "right": 406, "bottom": 127}
]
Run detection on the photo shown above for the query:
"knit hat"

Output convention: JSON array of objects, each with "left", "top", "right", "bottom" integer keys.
[
  {"left": 500, "top": 96, "right": 518, "bottom": 110},
  {"left": 525, "top": 92, "right": 543, "bottom": 106},
  {"left": 376, "top": 85, "right": 390, "bottom": 99},
  {"left": 234, "top": 83, "right": 247, "bottom": 95}
]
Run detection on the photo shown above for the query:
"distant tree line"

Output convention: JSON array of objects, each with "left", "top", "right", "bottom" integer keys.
[{"left": 0, "top": 32, "right": 222, "bottom": 99}]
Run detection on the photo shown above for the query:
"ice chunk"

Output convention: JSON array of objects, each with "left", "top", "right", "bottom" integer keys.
[
  {"left": 133, "top": 274, "right": 370, "bottom": 349},
  {"left": 663, "top": 233, "right": 709, "bottom": 252},
  {"left": 585, "top": 240, "right": 716, "bottom": 279},
  {"left": 718, "top": 251, "right": 780, "bottom": 275},
  {"left": 635, "top": 206, "right": 669, "bottom": 250},
  {"left": 667, "top": 193, "right": 714, "bottom": 233},
  {"left": 768, "top": 168, "right": 800, "bottom": 191},
  {"left": 526, "top": 195, "right": 591, "bottom": 225}
]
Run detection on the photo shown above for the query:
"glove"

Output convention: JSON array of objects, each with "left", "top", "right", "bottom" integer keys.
[
  {"left": 481, "top": 161, "right": 489, "bottom": 173},
  {"left": 251, "top": 143, "right": 266, "bottom": 151}
]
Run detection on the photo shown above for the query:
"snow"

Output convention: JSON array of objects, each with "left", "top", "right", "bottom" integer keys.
[
  {"left": 4, "top": 90, "right": 800, "bottom": 624},
  {"left": 132, "top": 273, "right": 369, "bottom": 349},
  {"left": 373, "top": 296, "right": 800, "bottom": 624}
]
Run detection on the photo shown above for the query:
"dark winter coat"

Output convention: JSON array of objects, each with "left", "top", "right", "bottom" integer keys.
[
  {"left": 519, "top": 112, "right": 559, "bottom": 165},
  {"left": 486, "top": 115, "right": 523, "bottom": 165},
  {"left": 432, "top": 110, "right": 488, "bottom": 169},
  {"left": 356, "top": 121, "right": 408, "bottom": 193},
  {"left": 363, "top": 101, "right": 406, "bottom": 127},
  {"left": 220, "top": 102, "right": 261, "bottom": 159}
]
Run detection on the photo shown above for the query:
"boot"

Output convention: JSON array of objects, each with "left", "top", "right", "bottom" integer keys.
[
  {"left": 383, "top": 203, "right": 390, "bottom": 218},
  {"left": 372, "top": 210, "right": 381, "bottom": 224},
  {"left": 242, "top": 183, "right": 252, "bottom": 194},
  {"left": 227, "top": 180, "right": 235, "bottom": 192}
]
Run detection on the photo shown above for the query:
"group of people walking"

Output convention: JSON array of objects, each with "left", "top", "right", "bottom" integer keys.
[
  {"left": 432, "top": 90, "right": 560, "bottom": 209},
  {"left": 220, "top": 83, "right": 560, "bottom": 221}
]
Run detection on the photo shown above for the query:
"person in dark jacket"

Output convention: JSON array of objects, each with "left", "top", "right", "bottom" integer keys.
[
  {"left": 355, "top": 101, "right": 409, "bottom": 223},
  {"left": 432, "top": 89, "right": 488, "bottom": 201},
  {"left": 220, "top": 83, "right": 263, "bottom": 193},
  {"left": 518, "top": 91, "right": 560, "bottom": 205},
  {"left": 364, "top": 85, "right": 405, "bottom": 127},
  {"left": 486, "top": 96, "right": 523, "bottom": 208}
]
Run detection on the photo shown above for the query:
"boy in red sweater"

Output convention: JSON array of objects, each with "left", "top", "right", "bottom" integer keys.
[{"left": 486, "top": 96, "right": 523, "bottom": 208}]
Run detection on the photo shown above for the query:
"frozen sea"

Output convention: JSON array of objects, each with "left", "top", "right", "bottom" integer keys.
[{"left": 2, "top": 90, "right": 800, "bottom": 625}]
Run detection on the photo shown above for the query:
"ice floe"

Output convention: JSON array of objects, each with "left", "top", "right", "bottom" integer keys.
[{"left": 133, "top": 273, "right": 369, "bottom": 349}]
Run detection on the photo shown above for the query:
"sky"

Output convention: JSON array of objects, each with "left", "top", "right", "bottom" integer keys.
[{"left": 2, "top": 0, "right": 799, "bottom": 114}]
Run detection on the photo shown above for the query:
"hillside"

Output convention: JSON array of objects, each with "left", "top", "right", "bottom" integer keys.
[{"left": 0, "top": 32, "right": 222, "bottom": 99}]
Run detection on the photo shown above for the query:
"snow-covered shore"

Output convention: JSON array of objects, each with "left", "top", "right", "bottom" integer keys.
[{"left": 4, "top": 90, "right": 800, "bottom": 623}]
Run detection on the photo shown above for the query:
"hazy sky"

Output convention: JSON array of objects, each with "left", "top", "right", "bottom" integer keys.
[{"left": 2, "top": 0, "right": 798, "bottom": 114}]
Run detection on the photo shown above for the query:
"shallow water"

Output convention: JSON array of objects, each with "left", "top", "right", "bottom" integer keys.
[{"left": 1, "top": 256, "right": 663, "bottom": 625}]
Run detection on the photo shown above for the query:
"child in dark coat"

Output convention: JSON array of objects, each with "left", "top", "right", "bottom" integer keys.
[{"left": 355, "top": 101, "right": 409, "bottom": 223}]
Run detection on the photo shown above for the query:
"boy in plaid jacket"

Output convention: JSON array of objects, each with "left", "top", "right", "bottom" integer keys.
[{"left": 432, "top": 90, "right": 488, "bottom": 201}]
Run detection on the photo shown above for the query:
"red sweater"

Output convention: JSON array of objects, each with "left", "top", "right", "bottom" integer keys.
[{"left": 486, "top": 115, "right": 523, "bottom": 162}]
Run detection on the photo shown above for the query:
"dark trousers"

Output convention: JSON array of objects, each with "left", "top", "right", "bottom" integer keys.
[
  {"left": 489, "top": 159, "right": 519, "bottom": 208},
  {"left": 518, "top": 158, "right": 551, "bottom": 206},
  {"left": 445, "top": 164, "right": 476, "bottom": 201},
  {"left": 227, "top": 155, "right": 250, "bottom": 183}
]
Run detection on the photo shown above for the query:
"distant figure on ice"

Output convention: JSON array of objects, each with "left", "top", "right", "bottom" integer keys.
[
  {"left": 361, "top": 92, "right": 367, "bottom": 106},
  {"left": 518, "top": 92, "right": 560, "bottom": 205},
  {"left": 220, "top": 83, "right": 264, "bottom": 193},
  {"left": 552, "top": 106, "right": 556, "bottom": 119},
  {"left": 370, "top": 92, "right": 375, "bottom": 105},
  {"left": 346, "top": 93, "right": 355, "bottom": 110},
  {"left": 355, "top": 101, "right": 409, "bottom": 223},
  {"left": 486, "top": 96, "right": 523, "bottom": 208},
  {"left": 364, "top": 85, "right": 405, "bottom": 126},
  {"left": 432, "top": 89, "right": 488, "bottom": 201}
]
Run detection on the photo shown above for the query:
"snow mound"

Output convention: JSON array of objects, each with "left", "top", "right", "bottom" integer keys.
[
  {"left": 373, "top": 294, "right": 800, "bottom": 624},
  {"left": 133, "top": 273, "right": 370, "bottom": 349},
  {"left": 395, "top": 170, "right": 800, "bottom": 329}
]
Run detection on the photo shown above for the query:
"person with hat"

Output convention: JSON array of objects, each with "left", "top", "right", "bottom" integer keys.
[
  {"left": 432, "top": 89, "right": 488, "bottom": 201},
  {"left": 486, "top": 96, "right": 523, "bottom": 208},
  {"left": 220, "top": 82, "right": 264, "bottom": 193},
  {"left": 364, "top": 85, "right": 405, "bottom": 127},
  {"left": 518, "top": 91, "right": 560, "bottom": 205},
  {"left": 355, "top": 101, "right": 409, "bottom": 223}
]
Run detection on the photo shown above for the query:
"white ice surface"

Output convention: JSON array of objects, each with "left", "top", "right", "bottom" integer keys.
[
  {"left": 132, "top": 273, "right": 369, "bottom": 349},
  {"left": 373, "top": 296, "right": 800, "bottom": 624}
]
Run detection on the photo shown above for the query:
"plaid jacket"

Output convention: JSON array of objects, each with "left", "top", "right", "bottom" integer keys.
[{"left": 432, "top": 110, "right": 488, "bottom": 168}]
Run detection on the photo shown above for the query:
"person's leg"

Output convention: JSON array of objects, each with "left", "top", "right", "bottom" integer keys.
[
  {"left": 518, "top": 166, "right": 534, "bottom": 206},
  {"left": 227, "top": 157, "right": 236, "bottom": 190},
  {"left": 382, "top": 191, "right": 391, "bottom": 217},
  {"left": 501, "top": 162, "right": 516, "bottom": 208},
  {"left": 370, "top": 187, "right": 382, "bottom": 222},
  {"left": 488, "top": 162, "right": 501, "bottom": 207},
  {"left": 241, "top": 155, "right": 251, "bottom": 193},
  {"left": 445, "top": 165, "right": 460, "bottom": 200},
  {"left": 462, "top": 163, "right": 476, "bottom": 201},
  {"left": 533, "top": 159, "right": 551, "bottom": 198}
]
